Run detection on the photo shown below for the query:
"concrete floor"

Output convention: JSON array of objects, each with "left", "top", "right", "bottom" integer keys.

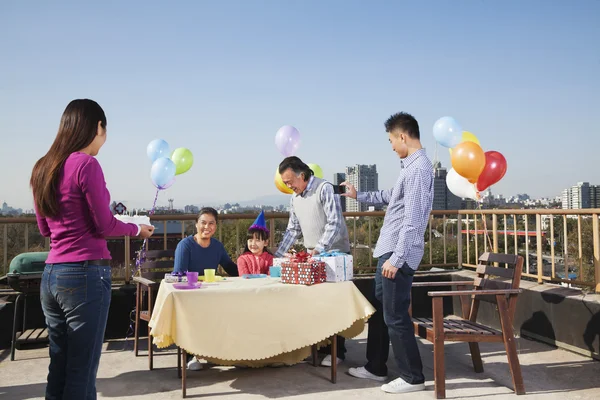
[{"left": 1, "top": 327, "right": 599, "bottom": 400}]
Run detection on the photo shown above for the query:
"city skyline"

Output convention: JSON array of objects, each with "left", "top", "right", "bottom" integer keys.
[{"left": 1, "top": 1, "right": 599, "bottom": 209}]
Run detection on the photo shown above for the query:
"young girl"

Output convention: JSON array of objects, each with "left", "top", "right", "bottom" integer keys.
[{"left": 237, "top": 211, "right": 274, "bottom": 275}]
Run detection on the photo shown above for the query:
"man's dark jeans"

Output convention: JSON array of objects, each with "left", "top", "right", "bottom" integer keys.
[
  {"left": 364, "top": 252, "right": 424, "bottom": 384},
  {"left": 41, "top": 263, "right": 111, "bottom": 400}
]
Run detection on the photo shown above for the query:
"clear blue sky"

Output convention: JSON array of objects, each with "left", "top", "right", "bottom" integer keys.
[{"left": 1, "top": 0, "right": 599, "bottom": 209}]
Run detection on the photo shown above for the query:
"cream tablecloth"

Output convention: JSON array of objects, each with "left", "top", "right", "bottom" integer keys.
[{"left": 148, "top": 277, "right": 375, "bottom": 367}]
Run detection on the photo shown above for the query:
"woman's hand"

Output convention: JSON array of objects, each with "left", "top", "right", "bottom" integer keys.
[{"left": 139, "top": 224, "right": 155, "bottom": 239}]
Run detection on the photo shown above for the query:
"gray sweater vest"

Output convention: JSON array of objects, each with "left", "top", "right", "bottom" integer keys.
[{"left": 292, "top": 177, "right": 350, "bottom": 253}]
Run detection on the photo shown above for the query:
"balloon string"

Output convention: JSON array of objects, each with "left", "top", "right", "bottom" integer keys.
[
  {"left": 478, "top": 202, "right": 494, "bottom": 252},
  {"left": 132, "top": 188, "right": 160, "bottom": 279}
]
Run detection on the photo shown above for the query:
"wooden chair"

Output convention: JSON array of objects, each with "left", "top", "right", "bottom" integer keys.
[
  {"left": 133, "top": 249, "right": 176, "bottom": 370},
  {"left": 411, "top": 252, "right": 525, "bottom": 399}
]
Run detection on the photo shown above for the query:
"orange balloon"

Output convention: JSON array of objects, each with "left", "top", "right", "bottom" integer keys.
[
  {"left": 274, "top": 168, "right": 293, "bottom": 194},
  {"left": 450, "top": 141, "right": 485, "bottom": 183}
]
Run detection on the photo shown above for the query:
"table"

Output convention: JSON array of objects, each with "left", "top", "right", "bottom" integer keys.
[{"left": 149, "top": 277, "right": 376, "bottom": 397}]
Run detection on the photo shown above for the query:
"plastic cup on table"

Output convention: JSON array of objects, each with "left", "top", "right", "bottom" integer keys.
[
  {"left": 269, "top": 266, "right": 282, "bottom": 278},
  {"left": 186, "top": 271, "right": 198, "bottom": 285},
  {"left": 204, "top": 269, "right": 216, "bottom": 283}
]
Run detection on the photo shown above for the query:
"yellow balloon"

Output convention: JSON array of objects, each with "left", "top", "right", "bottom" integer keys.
[
  {"left": 274, "top": 168, "right": 293, "bottom": 194},
  {"left": 449, "top": 131, "right": 480, "bottom": 156}
]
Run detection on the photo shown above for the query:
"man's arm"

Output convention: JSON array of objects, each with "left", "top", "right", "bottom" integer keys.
[
  {"left": 274, "top": 203, "right": 302, "bottom": 257},
  {"left": 356, "top": 188, "right": 394, "bottom": 205},
  {"left": 314, "top": 183, "right": 343, "bottom": 253},
  {"left": 389, "top": 169, "right": 433, "bottom": 268},
  {"left": 173, "top": 240, "right": 190, "bottom": 273}
]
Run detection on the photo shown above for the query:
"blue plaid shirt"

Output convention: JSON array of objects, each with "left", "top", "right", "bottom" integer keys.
[
  {"left": 357, "top": 149, "right": 433, "bottom": 270},
  {"left": 275, "top": 176, "right": 343, "bottom": 257}
]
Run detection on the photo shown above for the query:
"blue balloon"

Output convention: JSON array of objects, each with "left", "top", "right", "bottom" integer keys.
[
  {"left": 433, "top": 117, "right": 463, "bottom": 148},
  {"left": 147, "top": 139, "right": 170, "bottom": 162},
  {"left": 151, "top": 157, "right": 176, "bottom": 189}
]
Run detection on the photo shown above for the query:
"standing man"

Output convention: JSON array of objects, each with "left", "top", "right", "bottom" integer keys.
[
  {"left": 343, "top": 112, "right": 433, "bottom": 394},
  {"left": 275, "top": 156, "right": 351, "bottom": 366}
]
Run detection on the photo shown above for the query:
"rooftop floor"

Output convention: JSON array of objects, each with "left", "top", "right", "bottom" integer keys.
[{"left": 1, "top": 327, "right": 599, "bottom": 400}]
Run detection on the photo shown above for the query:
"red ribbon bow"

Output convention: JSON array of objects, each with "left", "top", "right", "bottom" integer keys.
[{"left": 291, "top": 251, "right": 310, "bottom": 263}]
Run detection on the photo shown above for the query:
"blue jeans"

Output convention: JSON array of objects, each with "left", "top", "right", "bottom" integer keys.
[
  {"left": 41, "top": 263, "right": 111, "bottom": 400},
  {"left": 365, "top": 252, "right": 424, "bottom": 384}
]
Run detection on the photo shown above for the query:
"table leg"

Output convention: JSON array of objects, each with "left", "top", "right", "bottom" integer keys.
[
  {"left": 177, "top": 347, "right": 182, "bottom": 379},
  {"left": 311, "top": 344, "right": 318, "bottom": 367},
  {"left": 22, "top": 295, "right": 28, "bottom": 334},
  {"left": 181, "top": 349, "right": 187, "bottom": 398},
  {"left": 11, "top": 294, "right": 22, "bottom": 361},
  {"left": 331, "top": 335, "right": 337, "bottom": 384}
]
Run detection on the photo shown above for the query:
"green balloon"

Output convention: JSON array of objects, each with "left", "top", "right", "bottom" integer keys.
[{"left": 171, "top": 147, "right": 194, "bottom": 175}]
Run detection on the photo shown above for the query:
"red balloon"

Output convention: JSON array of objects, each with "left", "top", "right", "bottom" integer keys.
[{"left": 476, "top": 151, "right": 507, "bottom": 191}]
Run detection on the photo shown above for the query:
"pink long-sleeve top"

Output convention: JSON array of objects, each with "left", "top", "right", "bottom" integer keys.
[
  {"left": 35, "top": 152, "right": 139, "bottom": 264},
  {"left": 236, "top": 251, "right": 274, "bottom": 275}
]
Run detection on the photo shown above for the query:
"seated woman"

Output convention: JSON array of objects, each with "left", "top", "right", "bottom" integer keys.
[
  {"left": 173, "top": 207, "right": 238, "bottom": 277},
  {"left": 237, "top": 211, "right": 274, "bottom": 275}
]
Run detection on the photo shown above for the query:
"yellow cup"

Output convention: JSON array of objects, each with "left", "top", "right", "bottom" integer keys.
[{"left": 204, "top": 269, "right": 216, "bottom": 283}]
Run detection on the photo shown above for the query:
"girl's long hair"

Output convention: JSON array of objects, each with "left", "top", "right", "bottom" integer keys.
[{"left": 30, "top": 99, "right": 106, "bottom": 218}]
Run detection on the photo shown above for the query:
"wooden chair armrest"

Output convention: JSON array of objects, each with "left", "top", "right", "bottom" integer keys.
[
  {"left": 133, "top": 276, "right": 157, "bottom": 287},
  {"left": 412, "top": 281, "right": 474, "bottom": 287},
  {"left": 428, "top": 289, "right": 521, "bottom": 297}
]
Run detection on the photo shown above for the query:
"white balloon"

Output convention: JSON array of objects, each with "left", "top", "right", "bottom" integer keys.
[{"left": 446, "top": 168, "right": 479, "bottom": 200}]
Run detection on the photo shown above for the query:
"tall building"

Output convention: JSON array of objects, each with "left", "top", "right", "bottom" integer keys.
[
  {"left": 332, "top": 173, "right": 345, "bottom": 185},
  {"left": 432, "top": 162, "right": 461, "bottom": 210},
  {"left": 562, "top": 182, "right": 598, "bottom": 209},
  {"left": 332, "top": 173, "right": 347, "bottom": 212},
  {"left": 345, "top": 164, "right": 379, "bottom": 212},
  {"left": 591, "top": 185, "right": 600, "bottom": 208}
]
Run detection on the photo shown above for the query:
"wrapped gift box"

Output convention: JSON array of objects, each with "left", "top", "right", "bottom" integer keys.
[
  {"left": 272, "top": 257, "right": 286, "bottom": 267},
  {"left": 312, "top": 252, "right": 353, "bottom": 282},
  {"left": 280, "top": 252, "right": 326, "bottom": 286},
  {"left": 163, "top": 273, "right": 188, "bottom": 283}
]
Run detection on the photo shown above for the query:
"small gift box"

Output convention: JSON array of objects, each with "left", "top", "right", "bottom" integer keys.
[
  {"left": 312, "top": 252, "right": 353, "bottom": 282},
  {"left": 272, "top": 257, "right": 287, "bottom": 267},
  {"left": 280, "top": 251, "right": 326, "bottom": 286},
  {"left": 163, "top": 272, "right": 188, "bottom": 283}
]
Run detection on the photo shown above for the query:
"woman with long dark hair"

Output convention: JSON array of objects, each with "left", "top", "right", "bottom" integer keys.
[{"left": 30, "top": 99, "right": 155, "bottom": 399}]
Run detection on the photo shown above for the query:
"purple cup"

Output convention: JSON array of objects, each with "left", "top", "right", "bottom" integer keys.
[{"left": 186, "top": 271, "right": 198, "bottom": 285}]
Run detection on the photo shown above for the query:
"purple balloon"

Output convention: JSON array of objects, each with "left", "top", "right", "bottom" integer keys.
[{"left": 275, "top": 125, "right": 301, "bottom": 157}]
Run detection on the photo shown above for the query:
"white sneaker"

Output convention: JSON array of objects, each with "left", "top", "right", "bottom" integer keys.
[
  {"left": 348, "top": 366, "right": 388, "bottom": 382},
  {"left": 381, "top": 377, "right": 425, "bottom": 394},
  {"left": 187, "top": 358, "right": 203, "bottom": 371},
  {"left": 320, "top": 354, "right": 343, "bottom": 367}
]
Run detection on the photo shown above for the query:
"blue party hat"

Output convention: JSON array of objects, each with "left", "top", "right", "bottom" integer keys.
[{"left": 249, "top": 210, "right": 269, "bottom": 234}]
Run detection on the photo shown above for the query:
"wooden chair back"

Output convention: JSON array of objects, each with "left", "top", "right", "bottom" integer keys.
[
  {"left": 139, "top": 249, "right": 176, "bottom": 281},
  {"left": 471, "top": 252, "right": 524, "bottom": 321}
]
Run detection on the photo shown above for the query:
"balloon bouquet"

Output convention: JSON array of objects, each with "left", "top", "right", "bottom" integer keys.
[
  {"left": 273, "top": 125, "right": 323, "bottom": 194},
  {"left": 433, "top": 117, "right": 507, "bottom": 249},
  {"left": 433, "top": 117, "right": 507, "bottom": 201},
  {"left": 132, "top": 139, "right": 194, "bottom": 277}
]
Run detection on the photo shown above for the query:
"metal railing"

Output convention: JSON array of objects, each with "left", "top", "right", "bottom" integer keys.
[{"left": 1, "top": 209, "right": 599, "bottom": 292}]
